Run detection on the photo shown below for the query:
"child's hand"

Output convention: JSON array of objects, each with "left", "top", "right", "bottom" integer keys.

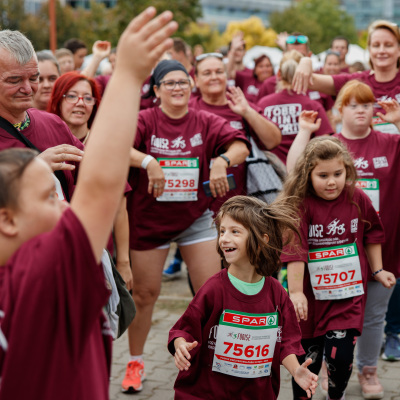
[
  {"left": 299, "top": 110, "right": 321, "bottom": 135},
  {"left": 374, "top": 270, "right": 396, "bottom": 288},
  {"left": 289, "top": 291, "right": 308, "bottom": 321},
  {"left": 294, "top": 358, "right": 318, "bottom": 398},
  {"left": 115, "top": 7, "right": 178, "bottom": 84},
  {"left": 377, "top": 99, "right": 400, "bottom": 124},
  {"left": 173, "top": 337, "right": 198, "bottom": 371}
]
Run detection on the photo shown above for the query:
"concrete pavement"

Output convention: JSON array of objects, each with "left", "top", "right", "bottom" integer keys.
[{"left": 109, "top": 257, "right": 400, "bottom": 400}]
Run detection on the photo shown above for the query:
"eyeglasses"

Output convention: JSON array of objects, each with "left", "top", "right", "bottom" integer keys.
[
  {"left": 195, "top": 52, "right": 224, "bottom": 62},
  {"left": 346, "top": 103, "right": 373, "bottom": 110},
  {"left": 159, "top": 79, "right": 191, "bottom": 91},
  {"left": 63, "top": 93, "right": 96, "bottom": 105},
  {"left": 286, "top": 35, "right": 309, "bottom": 45}
]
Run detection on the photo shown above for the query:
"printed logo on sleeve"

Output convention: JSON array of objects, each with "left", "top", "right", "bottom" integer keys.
[
  {"left": 247, "top": 85, "right": 259, "bottom": 96},
  {"left": 373, "top": 156, "right": 388, "bottom": 169},
  {"left": 230, "top": 120, "right": 244, "bottom": 130}
]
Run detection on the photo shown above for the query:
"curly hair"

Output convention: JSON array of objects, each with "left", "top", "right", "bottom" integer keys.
[{"left": 214, "top": 195, "right": 300, "bottom": 276}]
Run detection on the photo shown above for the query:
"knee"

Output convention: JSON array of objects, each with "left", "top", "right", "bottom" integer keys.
[{"left": 132, "top": 285, "right": 160, "bottom": 307}]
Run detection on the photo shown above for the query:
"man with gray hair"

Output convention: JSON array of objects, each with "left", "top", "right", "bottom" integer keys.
[{"left": 0, "top": 30, "right": 84, "bottom": 201}]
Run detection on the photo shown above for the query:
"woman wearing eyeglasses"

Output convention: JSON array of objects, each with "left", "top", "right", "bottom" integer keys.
[
  {"left": 123, "top": 59, "right": 250, "bottom": 393},
  {"left": 293, "top": 20, "right": 400, "bottom": 134},
  {"left": 286, "top": 80, "right": 400, "bottom": 400}
]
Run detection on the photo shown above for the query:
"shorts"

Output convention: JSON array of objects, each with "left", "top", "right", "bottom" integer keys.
[{"left": 156, "top": 209, "right": 217, "bottom": 249}]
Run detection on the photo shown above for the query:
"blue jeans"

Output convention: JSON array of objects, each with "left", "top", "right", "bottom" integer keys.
[{"left": 385, "top": 277, "right": 400, "bottom": 335}]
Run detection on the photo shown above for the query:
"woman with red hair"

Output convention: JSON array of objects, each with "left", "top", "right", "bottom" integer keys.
[{"left": 48, "top": 71, "right": 101, "bottom": 144}]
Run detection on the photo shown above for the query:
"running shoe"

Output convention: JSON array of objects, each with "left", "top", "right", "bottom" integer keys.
[
  {"left": 357, "top": 366, "right": 384, "bottom": 399},
  {"left": 121, "top": 360, "right": 146, "bottom": 393},
  {"left": 162, "top": 259, "right": 182, "bottom": 280},
  {"left": 382, "top": 333, "right": 400, "bottom": 361}
]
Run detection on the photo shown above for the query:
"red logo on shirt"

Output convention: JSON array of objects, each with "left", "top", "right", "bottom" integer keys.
[{"left": 223, "top": 312, "right": 268, "bottom": 327}]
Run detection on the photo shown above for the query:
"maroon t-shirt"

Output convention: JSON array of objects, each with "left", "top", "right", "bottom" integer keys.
[
  {"left": 95, "top": 74, "right": 111, "bottom": 96},
  {"left": 333, "top": 70, "right": 400, "bottom": 113},
  {"left": 0, "top": 209, "right": 112, "bottom": 399},
  {"left": 336, "top": 130, "right": 400, "bottom": 277},
  {"left": 168, "top": 268, "right": 304, "bottom": 400},
  {"left": 257, "top": 75, "right": 277, "bottom": 100},
  {"left": 282, "top": 187, "right": 384, "bottom": 339},
  {"left": 235, "top": 71, "right": 264, "bottom": 104},
  {"left": 0, "top": 108, "right": 84, "bottom": 199},
  {"left": 127, "top": 107, "right": 249, "bottom": 250},
  {"left": 257, "top": 90, "right": 333, "bottom": 163},
  {"left": 188, "top": 96, "right": 273, "bottom": 214}
]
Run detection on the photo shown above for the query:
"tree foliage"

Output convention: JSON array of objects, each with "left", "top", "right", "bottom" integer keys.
[{"left": 269, "top": 0, "right": 357, "bottom": 54}]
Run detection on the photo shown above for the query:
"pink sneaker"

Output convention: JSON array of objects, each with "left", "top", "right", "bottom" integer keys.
[
  {"left": 121, "top": 360, "right": 146, "bottom": 393},
  {"left": 357, "top": 366, "right": 384, "bottom": 399}
]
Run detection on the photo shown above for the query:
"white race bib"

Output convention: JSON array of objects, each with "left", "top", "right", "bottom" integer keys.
[
  {"left": 372, "top": 116, "right": 400, "bottom": 134},
  {"left": 212, "top": 310, "right": 278, "bottom": 378},
  {"left": 308, "top": 243, "right": 364, "bottom": 300},
  {"left": 356, "top": 179, "right": 379, "bottom": 213},
  {"left": 156, "top": 158, "right": 199, "bottom": 202}
]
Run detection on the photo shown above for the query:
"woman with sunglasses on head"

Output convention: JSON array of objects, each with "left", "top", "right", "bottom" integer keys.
[
  {"left": 123, "top": 59, "right": 250, "bottom": 393},
  {"left": 257, "top": 50, "right": 333, "bottom": 165},
  {"left": 293, "top": 20, "right": 400, "bottom": 134},
  {"left": 190, "top": 52, "right": 281, "bottom": 212},
  {"left": 48, "top": 72, "right": 133, "bottom": 290},
  {"left": 286, "top": 80, "right": 400, "bottom": 399}
]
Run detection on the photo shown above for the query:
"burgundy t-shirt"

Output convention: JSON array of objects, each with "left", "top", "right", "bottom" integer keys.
[
  {"left": 168, "top": 269, "right": 304, "bottom": 400},
  {"left": 95, "top": 74, "right": 111, "bottom": 96},
  {"left": 257, "top": 90, "right": 333, "bottom": 163},
  {"left": 0, "top": 209, "right": 112, "bottom": 399},
  {"left": 0, "top": 108, "right": 84, "bottom": 199},
  {"left": 336, "top": 130, "right": 400, "bottom": 277},
  {"left": 235, "top": 71, "right": 264, "bottom": 104},
  {"left": 257, "top": 75, "right": 277, "bottom": 100},
  {"left": 127, "top": 107, "right": 249, "bottom": 250},
  {"left": 333, "top": 70, "right": 400, "bottom": 112},
  {"left": 188, "top": 96, "right": 272, "bottom": 214},
  {"left": 282, "top": 187, "right": 384, "bottom": 339}
]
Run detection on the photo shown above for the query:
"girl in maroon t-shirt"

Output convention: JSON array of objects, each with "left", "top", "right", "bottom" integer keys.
[
  {"left": 169, "top": 196, "right": 318, "bottom": 400},
  {"left": 281, "top": 137, "right": 395, "bottom": 400}
]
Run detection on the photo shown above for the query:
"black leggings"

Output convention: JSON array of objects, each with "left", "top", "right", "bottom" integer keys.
[{"left": 292, "top": 329, "right": 358, "bottom": 400}]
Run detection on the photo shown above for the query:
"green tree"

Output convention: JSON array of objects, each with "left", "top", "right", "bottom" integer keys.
[
  {"left": 269, "top": 0, "right": 357, "bottom": 54},
  {"left": 0, "top": 0, "right": 26, "bottom": 30}
]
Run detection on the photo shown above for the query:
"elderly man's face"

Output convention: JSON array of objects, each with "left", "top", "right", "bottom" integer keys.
[{"left": 0, "top": 48, "right": 39, "bottom": 120}]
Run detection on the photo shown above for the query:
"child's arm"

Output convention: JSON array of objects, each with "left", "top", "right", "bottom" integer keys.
[
  {"left": 173, "top": 337, "right": 199, "bottom": 371},
  {"left": 287, "top": 261, "right": 308, "bottom": 321},
  {"left": 365, "top": 243, "right": 396, "bottom": 288},
  {"left": 282, "top": 355, "right": 318, "bottom": 398}
]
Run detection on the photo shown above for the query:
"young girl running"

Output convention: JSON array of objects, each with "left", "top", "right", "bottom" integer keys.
[
  {"left": 281, "top": 137, "right": 395, "bottom": 400},
  {"left": 168, "top": 195, "right": 318, "bottom": 400}
]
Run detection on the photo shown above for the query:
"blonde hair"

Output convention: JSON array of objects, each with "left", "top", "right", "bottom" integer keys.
[
  {"left": 215, "top": 196, "right": 300, "bottom": 276},
  {"left": 280, "top": 136, "right": 357, "bottom": 210},
  {"left": 335, "top": 80, "right": 376, "bottom": 112},
  {"left": 277, "top": 50, "right": 303, "bottom": 92},
  {"left": 367, "top": 20, "right": 400, "bottom": 68}
]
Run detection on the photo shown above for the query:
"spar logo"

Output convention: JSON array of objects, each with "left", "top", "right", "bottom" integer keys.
[
  {"left": 158, "top": 159, "right": 197, "bottom": 167},
  {"left": 310, "top": 246, "right": 355, "bottom": 260},
  {"left": 223, "top": 312, "right": 276, "bottom": 327}
]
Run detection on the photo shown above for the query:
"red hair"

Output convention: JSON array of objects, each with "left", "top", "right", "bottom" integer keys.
[{"left": 47, "top": 71, "right": 101, "bottom": 129}]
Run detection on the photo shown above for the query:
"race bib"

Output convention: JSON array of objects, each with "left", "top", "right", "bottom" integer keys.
[
  {"left": 372, "top": 116, "right": 400, "bottom": 134},
  {"left": 212, "top": 310, "right": 278, "bottom": 378},
  {"left": 308, "top": 243, "right": 364, "bottom": 300},
  {"left": 156, "top": 158, "right": 199, "bottom": 202},
  {"left": 356, "top": 179, "right": 379, "bottom": 213}
]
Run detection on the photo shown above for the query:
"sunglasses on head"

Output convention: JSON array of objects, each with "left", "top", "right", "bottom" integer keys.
[
  {"left": 286, "top": 35, "right": 309, "bottom": 45},
  {"left": 195, "top": 52, "right": 224, "bottom": 62}
]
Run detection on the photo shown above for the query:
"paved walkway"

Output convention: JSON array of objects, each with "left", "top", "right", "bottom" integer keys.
[{"left": 110, "top": 258, "right": 400, "bottom": 400}]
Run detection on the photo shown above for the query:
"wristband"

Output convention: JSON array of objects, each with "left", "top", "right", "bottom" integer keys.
[
  {"left": 371, "top": 269, "right": 383, "bottom": 278},
  {"left": 218, "top": 154, "right": 230, "bottom": 167},
  {"left": 141, "top": 155, "right": 155, "bottom": 169}
]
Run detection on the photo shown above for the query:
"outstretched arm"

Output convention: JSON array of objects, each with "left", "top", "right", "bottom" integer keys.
[
  {"left": 71, "top": 8, "right": 177, "bottom": 262},
  {"left": 81, "top": 40, "right": 111, "bottom": 78}
]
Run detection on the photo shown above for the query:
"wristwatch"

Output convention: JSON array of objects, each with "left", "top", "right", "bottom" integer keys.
[{"left": 218, "top": 154, "right": 230, "bottom": 167}]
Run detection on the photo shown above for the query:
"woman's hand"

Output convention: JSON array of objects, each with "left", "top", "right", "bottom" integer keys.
[
  {"left": 116, "top": 260, "right": 133, "bottom": 291},
  {"left": 209, "top": 157, "right": 229, "bottom": 197},
  {"left": 292, "top": 58, "right": 313, "bottom": 94},
  {"left": 289, "top": 291, "right": 308, "bottom": 322},
  {"left": 173, "top": 338, "right": 198, "bottom": 371},
  {"left": 377, "top": 99, "right": 400, "bottom": 128},
  {"left": 38, "top": 144, "right": 84, "bottom": 171},
  {"left": 146, "top": 159, "right": 165, "bottom": 197},
  {"left": 227, "top": 86, "right": 250, "bottom": 117},
  {"left": 299, "top": 110, "right": 321, "bottom": 135},
  {"left": 92, "top": 40, "right": 112, "bottom": 60},
  {"left": 293, "top": 358, "right": 318, "bottom": 398},
  {"left": 374, "top": 270, "right": 396, "bottom": 289}
]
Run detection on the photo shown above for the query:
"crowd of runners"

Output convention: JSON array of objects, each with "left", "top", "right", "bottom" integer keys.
[{"left": 0, "top": 7, "right": 399, "bottom": 400}]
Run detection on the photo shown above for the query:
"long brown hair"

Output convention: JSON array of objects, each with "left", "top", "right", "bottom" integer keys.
[{"left": 215, "top": 195, "right": 300, "bottom": 276}]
